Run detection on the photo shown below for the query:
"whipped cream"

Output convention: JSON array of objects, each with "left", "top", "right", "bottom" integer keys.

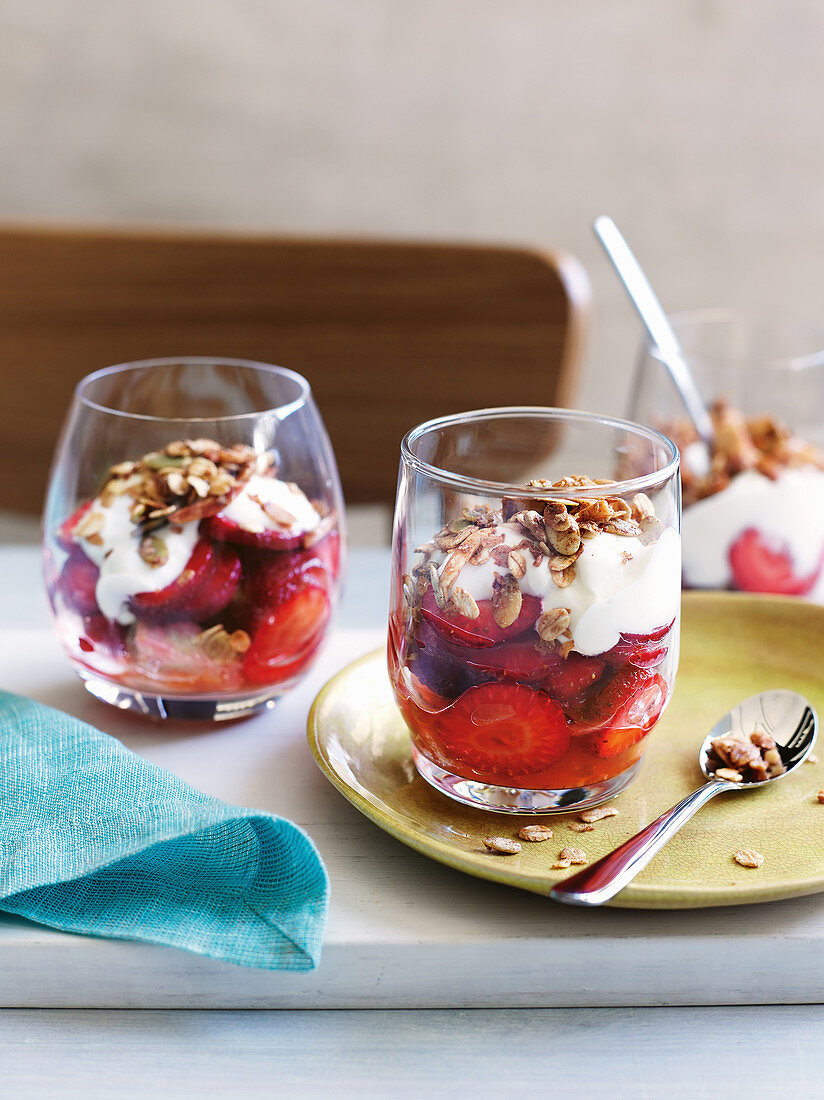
[
  {"left": 218, "top": 474, "right": 320, "bottom": 535},
  {"left": 444, "top": 524, "right": 681, "bottom": 656},
  {"left": 76, "top": 475, "right": 320, "bottom": 625},
  {"left": 78, "top": 495, "right": 200, "bottom": 625},
  {"left": 682, "top": 466, "right": 824, "bottom": 588}
]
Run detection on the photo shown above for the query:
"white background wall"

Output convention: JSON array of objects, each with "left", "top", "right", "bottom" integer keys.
[{"left": 2, "top": 0, "right": 823, "bottom": 417}]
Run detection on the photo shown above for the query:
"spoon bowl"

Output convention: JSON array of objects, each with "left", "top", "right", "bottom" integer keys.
[{"left": 550, "top": 689, "right": 817, "bottom": 907}]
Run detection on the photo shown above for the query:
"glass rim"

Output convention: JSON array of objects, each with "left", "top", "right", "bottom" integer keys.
[
  {"left": 648, "top": 307, "right": 824, "bottom": 372},
  {"left": 75, "top": 357, "right": 311, "bottom": 422},
  {"left": 401, "top": 406, "right": 680, "bottom": 498}
]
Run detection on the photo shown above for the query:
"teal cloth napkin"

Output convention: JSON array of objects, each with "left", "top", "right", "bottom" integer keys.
[{"left": 0, "top": 691, "right": 328, "bottom": 970}]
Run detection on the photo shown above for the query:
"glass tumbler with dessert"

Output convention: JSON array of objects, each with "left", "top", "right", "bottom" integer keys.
[
  {"left": 388, "top": 407, "right": 681, "bottom": 813},
  {"left": 632, "top": 309, "right": 824, "bottom": 598},
  {"left": 44, "top": 358, "right": 343, "bottom": 720}
]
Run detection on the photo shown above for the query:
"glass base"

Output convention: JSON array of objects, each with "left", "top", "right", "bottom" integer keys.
[
  {"left": 412, "top": 747, "right": 643, "bottom": 814},
  {"left": 79, "top": 672, "right": 281, "bottom": 722}
]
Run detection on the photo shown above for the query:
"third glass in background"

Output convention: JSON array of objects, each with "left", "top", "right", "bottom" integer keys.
[{"left": 631, "top": 309, "right": 824, "bottom": 599}]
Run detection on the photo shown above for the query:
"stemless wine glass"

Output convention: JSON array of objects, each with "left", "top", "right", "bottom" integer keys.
[
  {"left": 631, "top": 309, "right": 824, "bottom": 599},
  {"left": 388, "top": 407, "right": 681, "bottom": 814},
  {"left": 43, "top": 358, "right": 344, "bottom": 720}
]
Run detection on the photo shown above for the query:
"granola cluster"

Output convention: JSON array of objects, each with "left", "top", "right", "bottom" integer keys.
[
  {"left": 668, "top": 399, "right": 824, "bottom": 508},
  {"left": 707, "top": 729, "right": 785, "bottom": 783},
  {"left": 405, "top": 477, "right": 661, "bottom": 660},
  {"left": 73, "top": 438, "right": 262, "bottom": 544}
]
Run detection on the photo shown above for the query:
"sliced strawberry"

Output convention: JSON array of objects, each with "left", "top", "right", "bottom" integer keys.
[
  {"left": 78, "top": 614, "right": 127, "bottom": 660},
  {"left": 205, "top": 512, "right": 305, "bottom": 551},
  {"left": 130, "top": 539, "right": 241, "bottom": 622},
  {"left": 130, "top": 622, "right": 243, "bottom": 693},
  {"left": 543, "top": 652, "right": 607, "bottom": 705},
  {"left": 604, "top": 619, "right": 674, "bottom": 670},
  {"left": 59, "top": 552, "right": 100, "bottom": 615},
  {"left": 420, "top": 587, "right": 541, "bottom": 648},
  {"left": 465, "top": 640, "right": 560, "bottom": 683},
  {"left": 583, "top": 671, "right": 668, "bottom": 756},
  {"left": 433, "top": 681, "right": 570, "bottom": 775},
  {"left": 409, "top": 621, "right": 479, "bottom": 699},
  {"left": 242, "top": 556, "right": 331, "bottom": 686},
  {"left": 729, "top": 528, "right": 823, "bottom": 596},
  {"left": 55, "top": 501, "right": 94, "bottom": 551}
]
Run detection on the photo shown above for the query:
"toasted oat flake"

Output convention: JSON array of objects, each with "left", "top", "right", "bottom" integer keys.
[
  {"left": 715, "top": 767, "right": 744, "bottom": 783},
  {"left": 734, "top": 849, "right": 765, "bottom": 869},
  {"left": 484, "top": 836, "right": 521, "bottom": 855},
  {"left": 517, "top": 825, "right": 553, "bottom": 843},
  {"left": 552, "top": 859, "right": 572, "bottom": 870},
  {"left": 534, "top": 607, "right": 568, "bottom": 644},
  {"left": 817, "top": 790, "right": 824, "bottom": 804},
  {"left": 450, "top": 587, "right": 480, "bottom": 620},
  {"left": 558, "top": 845, "right": 588, "bottom": 865},
  {"left": 579, "top": 806, "right": 619, "bottom": 824},
  {"left": 568, "top": 821, "right": 594, "bottom": 832},
  {"left": 807, "top": 754, "right": 819, "bottom": 765},
  {"left": 507, "top": 550, "right": 527, "bottom": 579}
]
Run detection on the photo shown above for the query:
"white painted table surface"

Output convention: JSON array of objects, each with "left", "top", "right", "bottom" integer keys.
[{"left": 2, "top": 545, "right": 824, "bottom": 1098}]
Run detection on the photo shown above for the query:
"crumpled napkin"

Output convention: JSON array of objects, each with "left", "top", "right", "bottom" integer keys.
[{"left": 0, "top": 691, "right": 328, "bottom": 970}]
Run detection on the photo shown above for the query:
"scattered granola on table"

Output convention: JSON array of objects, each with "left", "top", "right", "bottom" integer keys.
[
  {"left": 483, "top": 836, "right": 521, "bottom": 855},
  {"left": 733, "top": 849, "right": 765, "bottom": 870}
]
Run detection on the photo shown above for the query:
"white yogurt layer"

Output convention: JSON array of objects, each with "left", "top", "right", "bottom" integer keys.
[
  {"left": 78, "top": 494, "right": 200, "bottom": 626},
  {"left": 76, "top": 475, "right": 321, "bottom": 625},
  {"left": 682, "top": 466, "right": 824, "bottom": 588},
  {"left": 218, "top": 474, "right": 321, "bottom": 535},
  {"left": 445, "top": 524, "right": 681, "bottom": 657}
]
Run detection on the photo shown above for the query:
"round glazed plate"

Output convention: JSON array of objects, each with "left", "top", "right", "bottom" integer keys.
[{"left": 308, "top": 592, "right": 824, "bottom": 908}]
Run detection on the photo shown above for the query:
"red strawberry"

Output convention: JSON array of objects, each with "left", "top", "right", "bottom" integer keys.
[
  {"left": 59, "top": 552, "right": 100, "bottom": 615},
  {"left": 465, "top": 640, "right": 561, "bottom": 683},
  {"left": 433, "top": 681, "right": 570, "bottom": 775},
  {"left": 729, "top": 528, "right": 823, "bottom": 596},
  {"left": 543, "top": 652, "right": 607, "bottom": 705},
  {"left": 206, "top": 513, "right": 305, "bottom": 551},
  {"left": 420, "top": 587, "right": 541, "bottom": 649},
  {"left": 604, "top": 619, "right": 674, "bottom": 670},
  {"left": 584, "top": 671, "right": 668, "bottom": 756},
  {"left": 55, "top": 501, "right": 93, "bottom": 551},
  {"left": 131, "top": 539, "right": 241, "bottom": 622},
  {"left": 243, "top": 558, "right": 331, "bottom": 686}
]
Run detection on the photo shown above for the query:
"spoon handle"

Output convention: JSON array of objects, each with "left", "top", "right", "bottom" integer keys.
[
  {"left": 593, "top": 215, "right": 715, "bottom": 446},
  {"left": 549, "top": 779, "right": 731, "bottom": 907}
]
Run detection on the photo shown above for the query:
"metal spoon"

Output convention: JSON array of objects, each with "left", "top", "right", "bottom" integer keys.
[
  {"left": 550, "top": 689, "right": 817, "bottom": 907},
  {"left": 593, "top": 215, "right": 715, "bottom": 447}
]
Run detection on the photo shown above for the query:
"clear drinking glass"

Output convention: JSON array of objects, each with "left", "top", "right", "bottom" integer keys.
[
  {"left": 43, "top": 358, "right": 344, "bottom": 720},
  {"left": 631, "top": 309, "right": 824, "bottom": 599},
  {"left": 388, "top": 407, "right": 681, "bottom": 814}
]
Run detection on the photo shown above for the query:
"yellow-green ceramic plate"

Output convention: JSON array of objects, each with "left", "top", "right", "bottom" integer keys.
[{"left": 309, "top": 592, "right": 824, "bottom": 908}]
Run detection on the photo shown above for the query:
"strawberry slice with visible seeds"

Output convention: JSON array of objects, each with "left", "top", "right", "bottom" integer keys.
[
  {"left": 420, "top": 587, "right": 541, "bottom": 648},
  {"left": 433, "top": 681, "right": 570, "bottom": 775},
  {"left": 729, "top": 528, "right": 823, "bottom": 596},
  {"left": 543, "top": 652, "right": 607, "bottom": 705},
  {"left": 59, "top": 552, "right": 100, "bottom": 615},
  {"left": 131, "top": 539, "right": 241, "bottom": 622}
]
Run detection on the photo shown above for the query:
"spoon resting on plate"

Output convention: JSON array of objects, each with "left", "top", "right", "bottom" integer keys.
[
  {"left": 593, "top": 215, "right": 715, "bottom": 449},
  {"left": 550, "top": 689, "right": 817, "bottom": 907}
]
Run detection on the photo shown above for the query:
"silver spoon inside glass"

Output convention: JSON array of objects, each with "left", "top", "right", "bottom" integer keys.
[
  {"left": 593, "top": 214, "right": 715, "bottom": 448},
  {"left": 550, "top": 689, "right": 818, "bottom": 907}
]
